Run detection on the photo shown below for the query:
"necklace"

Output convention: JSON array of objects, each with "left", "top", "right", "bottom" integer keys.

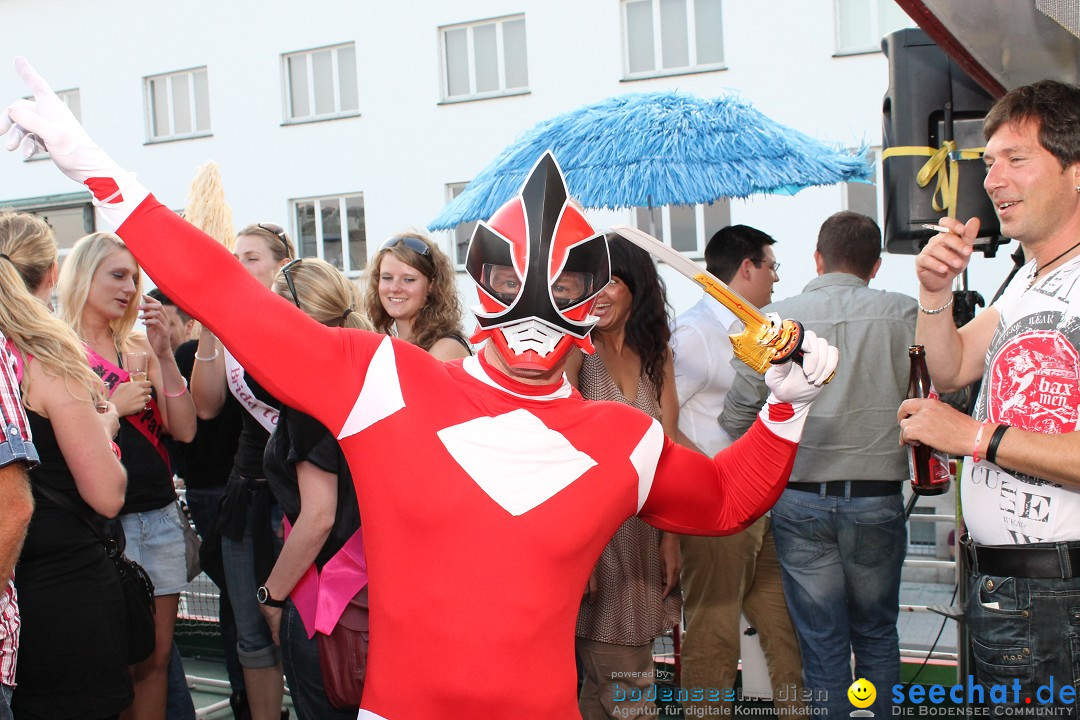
[{"left": 1027, "top": 238, "right": 1080, "bottom": 290}]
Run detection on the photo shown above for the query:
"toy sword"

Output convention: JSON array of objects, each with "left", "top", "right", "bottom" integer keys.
[{"left": 608, "top": 224, "right": 830, "bottom": 380}]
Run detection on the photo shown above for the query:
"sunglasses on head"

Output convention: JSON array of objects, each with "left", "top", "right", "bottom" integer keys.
[
  {"left": 258, "top": 222, "right": 293, "bottom": 257},
  {"left": 280, "top": 258, "right": 303, "bottom": 309},
  {"left": 380, "top": 235, "right": 431, "bottom": 256}
]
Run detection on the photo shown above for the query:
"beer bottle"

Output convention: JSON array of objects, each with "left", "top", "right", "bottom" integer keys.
[{"left": 907, "top": 345, "right": 951, "bottom": 496}]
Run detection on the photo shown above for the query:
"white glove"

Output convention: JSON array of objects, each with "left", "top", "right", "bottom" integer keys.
[
  {"left": 758, "top": 329, "right": 839, "bottom": 442},
  {"left": 2, "top": 57, "right": 147, "bottom": 229},
  {"left": 764, "top": 329, "right": 838, "bottom": 404}
]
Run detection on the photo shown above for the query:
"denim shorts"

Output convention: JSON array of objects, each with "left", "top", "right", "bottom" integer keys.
[{"left": 119, "top": 503, "right": 189, "bottom": 596}]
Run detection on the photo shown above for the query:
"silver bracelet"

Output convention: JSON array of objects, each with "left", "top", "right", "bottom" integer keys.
[
  {"left": 194, "top": 350, "right": 220, "bottom": 362},
  {"left": 919, "top": 297, "right": 954, "bottom": 315}
]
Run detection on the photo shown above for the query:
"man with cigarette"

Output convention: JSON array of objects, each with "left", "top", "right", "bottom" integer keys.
[{"left": 900, "top": 80, "right": 1080, "bottom": 707}]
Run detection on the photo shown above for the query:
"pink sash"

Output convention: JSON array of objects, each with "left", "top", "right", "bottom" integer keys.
[
  {"left": 283, "top": 521, "right": 368, "bottom": 638},
  {"left": 86, "top": 346, "right": 170, "bottom": 470},
  {"left": 223, "top": 347, "right": 279, "bottom": 433}
]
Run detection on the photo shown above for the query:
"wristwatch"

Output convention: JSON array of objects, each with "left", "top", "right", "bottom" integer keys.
[{"left": 256, "top": 586, "right": 286, "bottom": 608}]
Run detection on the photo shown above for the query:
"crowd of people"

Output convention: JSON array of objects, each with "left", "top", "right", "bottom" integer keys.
[{"left": 0, "top": 57, "right": 1077, "bottom": 720}]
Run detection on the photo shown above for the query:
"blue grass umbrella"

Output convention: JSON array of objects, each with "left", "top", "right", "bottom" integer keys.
[{"left": 429, "top": 90, "right": 871, "bottom": 230}]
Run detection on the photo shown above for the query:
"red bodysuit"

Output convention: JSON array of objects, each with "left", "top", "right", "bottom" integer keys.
[{"left": 115, "top": 200, "right": 797, "bottom": 719}]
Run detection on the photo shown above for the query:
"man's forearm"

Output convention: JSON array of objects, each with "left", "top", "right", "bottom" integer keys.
[{"left": 0, "top": 464, "right": 34, "bottom": 580}]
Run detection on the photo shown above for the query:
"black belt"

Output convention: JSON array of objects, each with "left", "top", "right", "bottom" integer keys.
[
  {"left": 786, "top": 481, "right": 901, "bottom": 498},
  {"left": 963, "top": 535, "right": 1080, "bottom": 579}
]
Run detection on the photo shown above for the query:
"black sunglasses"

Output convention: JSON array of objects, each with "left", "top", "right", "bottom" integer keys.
[
  {"left": 258, "top": 222, "right": 293, "bottom": 257},
  {"left": 281, "top": 258, "right": 303, "bottom": 309},
  {"left": 380, "top": 235, "right": 431, "bottom": 256}
]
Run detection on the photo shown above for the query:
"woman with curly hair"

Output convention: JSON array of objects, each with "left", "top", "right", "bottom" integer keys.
[
  {"left": 362, "top": 232, "right": 470, "bottom": 360},
  {"left": 0, "top": 211, "right": 130, "bottom": 720},
  {"left": 564, "top": 235, "right": 681, "bottom": 720}
]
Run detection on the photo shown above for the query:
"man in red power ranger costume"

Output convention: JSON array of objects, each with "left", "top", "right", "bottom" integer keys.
[{"left": 4, "top": 58, "right": 839, "bottom": 719}]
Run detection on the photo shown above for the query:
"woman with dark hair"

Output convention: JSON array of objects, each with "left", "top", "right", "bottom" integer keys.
[
  {"left": 565, "top": 236, "right": 681, "bottom": 720},
  {"left": 362, "top": 232, "right": 470, "bottom": 360}
]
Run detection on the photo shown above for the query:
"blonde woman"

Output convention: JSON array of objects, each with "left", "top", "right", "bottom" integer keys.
[
  {"left": 363, "top": 232, "right": 470, "bottom": 360},
  {"left": 261, "top": 258, "right": 371, "bottom": 718},
  {"left": 189, "top": 222, "right": 293, "bottom": 720},
  {"left": 59, "top": 231, "right": 196, "bottom": 720},
  {"left": 0, "top": 212, "right": 130, "bottom": 720}
]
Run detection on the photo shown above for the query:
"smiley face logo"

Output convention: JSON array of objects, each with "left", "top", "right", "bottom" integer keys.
[{"left": 848, "top": 678, "right": 876, "bottom": 709}]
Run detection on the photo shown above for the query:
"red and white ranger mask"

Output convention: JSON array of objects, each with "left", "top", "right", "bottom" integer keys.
[{"left": 466, "top": 153, "right": 610, "bottom": 372}]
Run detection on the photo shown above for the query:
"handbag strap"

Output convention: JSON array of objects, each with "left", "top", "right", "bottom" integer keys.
[{"left": 32, "top": 482, "right": 120, "bottom": 556}]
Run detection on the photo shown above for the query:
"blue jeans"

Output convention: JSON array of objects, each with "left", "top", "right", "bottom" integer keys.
[
  {"left": 967, "top": 570, "right": 1080, "bottom": 711},
  {"left": 281, "top": 601, "right": 359, "bottom": 720},
  {"left": 0, "top": 683, "right": 12, "bottom": 720},
  {"left": 221, "top": 505, "right": 281, "bottom": 669},
  {"left": 166, "top": 641, "right": 195, "bottom": 720},
  {"left": 185, "top": 486, "right": 244, "bottom": 692},
  {"left": 770, "top": 486, "right": 906, "bottom": 717}
]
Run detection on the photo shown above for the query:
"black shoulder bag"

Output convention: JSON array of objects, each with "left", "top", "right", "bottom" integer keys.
[{"left": 31, "top": 483, "right": 157, "bottom": 664}]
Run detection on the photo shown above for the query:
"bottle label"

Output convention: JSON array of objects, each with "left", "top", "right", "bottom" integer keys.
[{"left": 908, "top": 448, "right": 952, "bottom": 489}]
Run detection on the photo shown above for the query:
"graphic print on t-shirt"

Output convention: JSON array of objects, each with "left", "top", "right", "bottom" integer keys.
[{"left": 967, "top": 282, "right": 1080, "bottom": 543}]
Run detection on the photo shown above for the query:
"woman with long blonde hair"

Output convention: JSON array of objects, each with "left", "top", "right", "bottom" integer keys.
[
  {"left": 0, "top": 211, "right": 131, "bottom": 720},
  {"left": 189, "top": 222, "right": 294, "bottom": 720},
  {"left": 260, "top": 258, "right": 371, "bottom": 718},
  {"left": 362, "top": 232, "right": 470, "bottom": 360},
  {"left": 59, "top": 231, "right": 196, "bottom": 720}
]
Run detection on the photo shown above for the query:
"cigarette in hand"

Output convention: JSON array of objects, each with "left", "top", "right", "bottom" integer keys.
[{"left": 922, "top": 224, "right": 952, "bottom": 234}]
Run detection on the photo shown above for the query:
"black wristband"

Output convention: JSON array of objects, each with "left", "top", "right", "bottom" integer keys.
[{"left": 985, "top": 424, "right": 1010, "bottom": 465}]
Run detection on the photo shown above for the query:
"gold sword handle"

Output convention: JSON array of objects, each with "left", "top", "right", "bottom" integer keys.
[{"left": 729, "top": 318, "right": 835, "bottom": 384}]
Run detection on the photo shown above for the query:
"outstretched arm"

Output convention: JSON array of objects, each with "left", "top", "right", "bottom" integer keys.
[
  {"left": 640, "top": 331, "right": 838, "bottom": 534},
  {"left": 3, "top": 59, "right": 376, "bottom": 433}
]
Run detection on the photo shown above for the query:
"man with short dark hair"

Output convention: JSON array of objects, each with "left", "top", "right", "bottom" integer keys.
[
  {"left": 722, "top": 211, "right": 916, "bottom": 717},
  {"left": 903, "top": 79, "right": 1080, "bottom": 707},
  {"left": 673, "top": 225, "right": 804, "bottom": 716}
]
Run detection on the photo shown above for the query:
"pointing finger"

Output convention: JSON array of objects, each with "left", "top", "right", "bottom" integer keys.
[{"left": 14, "top": 57, "right": 52, "bottom": 99}]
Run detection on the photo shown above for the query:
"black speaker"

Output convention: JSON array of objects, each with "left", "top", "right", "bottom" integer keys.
[{"left": 881, "top": 28, "right": 1000, "bottom": 255}]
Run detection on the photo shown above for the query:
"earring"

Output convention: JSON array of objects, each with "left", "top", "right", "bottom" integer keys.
[{"left": 1076, "top": 185, "right": 1080, "bottom": 193}]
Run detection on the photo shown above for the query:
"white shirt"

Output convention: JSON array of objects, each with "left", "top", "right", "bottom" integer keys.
[
  {"left": 671, "top": 295, "right": 739, "bottom": 457},
  {"left": 963, "top": 256, "right": 1080, "bottom": 544}
]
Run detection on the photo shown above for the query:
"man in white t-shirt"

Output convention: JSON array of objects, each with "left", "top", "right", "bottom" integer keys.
[
  {"left": 901, "top": 79, "right": 1080, "bottom": 708},
  {"left": 672, "top": 225, "right": 803, "bottom": 716}
]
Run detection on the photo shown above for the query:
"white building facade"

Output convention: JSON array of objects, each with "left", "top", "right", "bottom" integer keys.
[{"left": 0, "top": 0, "right": 1016, "bottom": 312}]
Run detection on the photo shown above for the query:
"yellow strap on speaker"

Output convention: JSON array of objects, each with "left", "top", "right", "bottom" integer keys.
[{"left": 882, "top": 142, "right": 985, "bottom": 218}]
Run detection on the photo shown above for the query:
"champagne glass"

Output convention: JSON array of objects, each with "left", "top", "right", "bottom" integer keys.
[{"left": 125, "top": 351, "right": 149, "bottom": 383}]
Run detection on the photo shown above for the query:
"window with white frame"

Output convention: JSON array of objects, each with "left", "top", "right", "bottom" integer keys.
[
  {"left": 145, "top": 68, "right": 211, "bottom": 141},
  {"left": 835, "top": 0, "right": 914, "bottom": 55},
  {"left": 843, "top": 147, "right": 880, "bottom": 223},
  {"left": 441, "top": 15, "right": 529, "bottom": 101},
  {"left": 283, "top": 43, "right": 359, "bottom": 123},
  {"left": 634, "top": 199, "right": 730, "bottom": 256},
  {"left": 622, "top": 0, "right": 724, "bottom": 78},
  {"left": 291, "top": 194, "right": 367, "bottom": 277},
  {"left": 446, "top": 182, "right": 478, "bottom": 266},
  {"left": 25, "top": 88, "right": 80, "bottom": 161}
]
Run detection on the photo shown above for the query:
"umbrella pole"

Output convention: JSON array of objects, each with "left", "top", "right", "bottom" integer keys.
[{"left": 647, "top": 196, "right": 658, "bottom": 238}]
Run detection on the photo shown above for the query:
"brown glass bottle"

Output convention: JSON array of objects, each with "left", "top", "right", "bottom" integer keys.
[{"left": 907, "top": 345, "right": 951, "bottom": 496}]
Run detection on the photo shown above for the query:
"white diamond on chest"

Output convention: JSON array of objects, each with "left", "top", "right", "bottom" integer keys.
[{"left": 436, "top": 409, "right": 597, "bottom": 516}]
